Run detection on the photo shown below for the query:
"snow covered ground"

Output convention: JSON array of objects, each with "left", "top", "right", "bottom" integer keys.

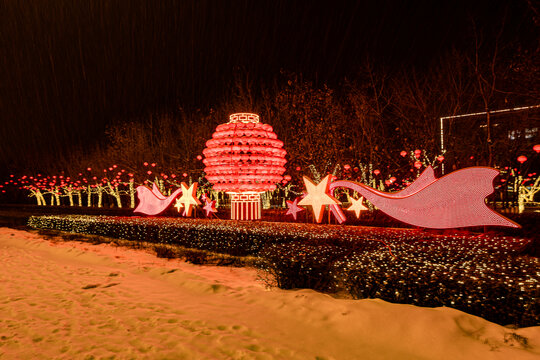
[{"left": 0, "top": 227, "right": 538, "bottom": 359}]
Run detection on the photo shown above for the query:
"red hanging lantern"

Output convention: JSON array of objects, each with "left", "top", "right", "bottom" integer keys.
[
  {"left": 414, "top": 149, "right": 421, "bottom": 158},
  {"left": 400, "top": 151, "right": 407, "bottom": 157},
  {"left": 533, "top": 144, "right": 540, "bottom": 153},
  {"left": 414, "top": 161, "right": 422, "bottom": 169},
  {"left": 517, "top": 155, "right": 527, "bottom": 164},
  {"left": 203, "top": 113, "right": 287, "bottom": 220},
  {"left": 373, "top": 169, "right": 380, "bottom": 176}
]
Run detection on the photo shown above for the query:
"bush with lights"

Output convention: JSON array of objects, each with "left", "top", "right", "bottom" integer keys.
[{"left": 27, "top": 214, "right": 538, "bottom": 327}]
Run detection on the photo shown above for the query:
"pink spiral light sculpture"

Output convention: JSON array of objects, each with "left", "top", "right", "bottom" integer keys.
[{"left": 203, "top": 113, "right": 287, "bottom": 220}]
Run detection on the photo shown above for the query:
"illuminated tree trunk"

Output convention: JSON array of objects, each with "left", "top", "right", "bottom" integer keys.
[
  {"left": 518, "top": 195, "right": 525, "bottom": 214},
  {"left": 76, "top": 190, "right": 82, "bottom": 206},
  {"left": 37, "top": 190, "right": 46, "bottom": 206},
  {"left": 107, "top": 182, "right": 122, "bottom": 208},
  {"left": 54, "top": 189, "right": 61, "bottom": 206},
  {"left": 87, "top": 186, "right": 93, "bottom": 207},
  {"left": 34, "top": 192, "right": 42, "bottom": 206},
  {"left": 65, "top": 187, "right": 74, "bottom": 206},
  {"left": 518, "top": 177, "right": 540, "bottom": 214},
  {"left": 129, "top": 180, "right": 136, "bottom": 208},
  {"left": 158, "top": 178, "right": 165, "bottom": 194},
  {"left": 97, "top": 187, "right": 103, "bottom": 208},
  {"left": 261, "top": 191, "right": 271, "bottom": 209},
  {"left": 28, "top": 189, "right": 43, "bottom": 205}
]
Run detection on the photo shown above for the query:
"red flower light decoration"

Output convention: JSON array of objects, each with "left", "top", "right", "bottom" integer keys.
[
  {"left": 517, "top": 155, "right": 527, "bottom": 164},
  {"left": 203, "top": 113, "right": 287, "bottom": 220}
]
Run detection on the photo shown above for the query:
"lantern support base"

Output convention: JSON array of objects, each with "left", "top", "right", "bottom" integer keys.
[{"left": 231, "top": 193, "right": 261, "bottom": 220}]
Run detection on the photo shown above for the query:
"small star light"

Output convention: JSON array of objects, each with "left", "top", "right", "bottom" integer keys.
[
  {"left": 285, "top": 197, "right": 305, "bottom": 220},
  {"left": 346, "top": 196, "right": 368, "bottom": 218},
  {"left": 298, "top": 175, "right": 340, "bottom": 223},
  {"left": 203, "top": 199, "right": 218, "bottom": 217},
  {"left": 173, "top": 198, "right": 183, "bottom": 213},
  {"left": 177, "top": 182, "right": 201, "bottom": 216}
]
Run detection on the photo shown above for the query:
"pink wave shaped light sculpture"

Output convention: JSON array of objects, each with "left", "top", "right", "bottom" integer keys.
[
  {"left": 329, "top": 166, "right": 519, "bottom": 229},
  {"left": 133, "top": 184, "right": 183, "bottom": 215}
]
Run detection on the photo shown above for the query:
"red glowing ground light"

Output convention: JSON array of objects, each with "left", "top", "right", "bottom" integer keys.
[{"left": 202, "top": 113, "right": 287, "bottom": 193}]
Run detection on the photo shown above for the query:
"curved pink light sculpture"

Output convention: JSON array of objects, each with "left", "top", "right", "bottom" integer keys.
[
  {"left": 134, "top": 184, "right": 183, "bottom": 215},
  {"left": 329, "top": 166, "right": 519, "bottom": 229}
]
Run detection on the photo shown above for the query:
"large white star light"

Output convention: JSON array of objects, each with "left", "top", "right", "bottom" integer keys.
[
  {"left": 298, "top": 175, "right": 340, "bottom": 223},
  {"left": 177, "top": 182, "right": 201, "bottom": 216}
]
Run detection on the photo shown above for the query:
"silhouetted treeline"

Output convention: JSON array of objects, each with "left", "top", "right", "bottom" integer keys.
[{"left": 0, "top": 0, "right": 538, "bottom": 177}]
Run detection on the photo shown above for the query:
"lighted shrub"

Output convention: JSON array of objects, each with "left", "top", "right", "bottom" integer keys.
[
  {"left": 27, "top": 214, "right": 539, "bottom": 327},
  {"left": 260, "top": 243, "right": 348, "bottom": 291}
]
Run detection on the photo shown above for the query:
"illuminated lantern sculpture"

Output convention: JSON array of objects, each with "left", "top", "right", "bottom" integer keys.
[{"left": 203, "top": 113, "right": 287, "bottom": 220}]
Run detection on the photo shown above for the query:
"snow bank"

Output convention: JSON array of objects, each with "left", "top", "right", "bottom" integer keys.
[{"left": 0, "top": 227, "right": 538, "bottom": 359}]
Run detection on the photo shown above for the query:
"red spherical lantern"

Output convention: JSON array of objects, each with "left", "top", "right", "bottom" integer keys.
[
  {"left": 414, "top": 149, "right": 421, "bottom": 158},
  {"left": 414, "top": 161, "right": 422, "bottom": 169},
  {"left": 533, "top": 144, "right": 540, "bottom": 153},
  {"left": 400, "top": 150, "right": 407, "bottom": 157},
  {"left": 373, "top": 169, "right": 380, "bottom": 176},
  {"left": 203, "top": 113, "right": 287, "bottom": 220},
  {"left": 517, "top": 155, "right": 527, "bottom": 164}
]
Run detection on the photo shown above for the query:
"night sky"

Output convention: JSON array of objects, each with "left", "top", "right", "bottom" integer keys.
[{"left": 0, "top": 0, "right": 536, "bottom": 175}]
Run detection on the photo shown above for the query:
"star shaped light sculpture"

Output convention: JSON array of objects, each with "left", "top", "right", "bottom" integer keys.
[
  {"left": 298, "top": 175, "right": 340, "bottom": 223},
  {"left": 285, "top": 197, "right": 305, "bottom": 220},
  {"left": 173, "top": 198, "right": 183, "bottom": 213},
  {"left": 177, "top": 182, "right": 201, "bottom": 216},
  {"left": 203, "top": 199, "right": 218, "bottom": 217},
  {"left": 346, "top": 196, "right": 368, "bottom": 218}
]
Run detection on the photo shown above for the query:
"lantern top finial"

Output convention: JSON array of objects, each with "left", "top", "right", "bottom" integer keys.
[{"left": 228, "top": 113, "right": 260, "bottom": 124}]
